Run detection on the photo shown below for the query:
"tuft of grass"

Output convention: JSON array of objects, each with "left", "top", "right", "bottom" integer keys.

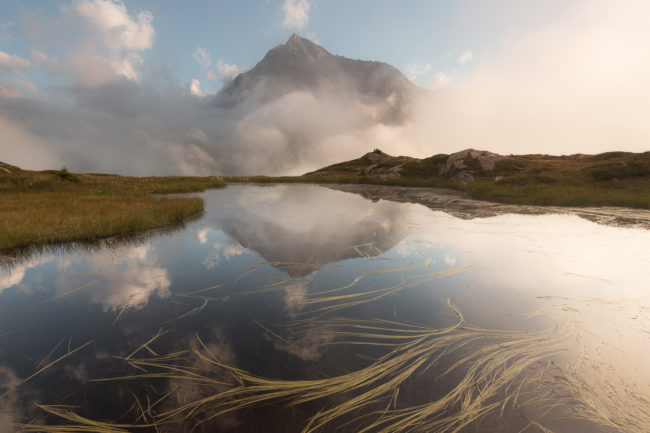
[{"left": 54, "top": 167, "right": 80, "bottom": 183}]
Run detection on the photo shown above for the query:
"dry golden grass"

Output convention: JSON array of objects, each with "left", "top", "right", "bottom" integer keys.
[
  {"left": 229, "top": 150, "right": 650, "bottom": 209},
  {"left": 0, "top": 192, "right": 203, "bottom": 251},
  {"left": 0, "top": 165, "right": 226, "bottom": 252}
]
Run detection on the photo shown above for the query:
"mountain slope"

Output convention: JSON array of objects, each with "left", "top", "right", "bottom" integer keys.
[
  {"left": 301, "top": 149, "right": 650, "bottom": 208},
  {"left": 216, "top": 33, "right": 420, "bottom": 125}
]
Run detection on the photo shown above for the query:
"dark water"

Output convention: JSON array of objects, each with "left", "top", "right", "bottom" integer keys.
[{"left": 1, "top": 184, "right": 649, "bottom": 432}]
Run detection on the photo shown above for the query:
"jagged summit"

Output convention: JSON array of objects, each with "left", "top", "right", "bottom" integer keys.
[
  {"left": 216, "top": 34, "right": 419, "bottom": 124},
  {"left": 282, "top": 32, "right": 330, "bottom": 64},
  {"left": 286, "top": 32, "right": 309, "bottom": 47}
]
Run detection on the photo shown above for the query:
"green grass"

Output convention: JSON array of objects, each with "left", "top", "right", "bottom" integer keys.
[
  {"left": 0, "top": 166, "right": 226, "bottom": 252},
  {"left": 466, "top": 181, "right": 650, "bottom": 208},
  {"left": 294, "top": 149, "right": 650, "bottom": 210}
]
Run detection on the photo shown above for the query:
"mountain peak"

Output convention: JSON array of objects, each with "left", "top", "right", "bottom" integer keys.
[
  {"left": 217, "top": 35, "right": 419, "bottom": 124},
  {"left": 287, "top": 32, "right": 302, "bottom": 45},
  {"left": 281, "top": 33, "right": 328, "bottom": 62}
]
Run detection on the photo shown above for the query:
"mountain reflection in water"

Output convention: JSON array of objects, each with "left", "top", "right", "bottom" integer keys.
[{"left": 0, "top": 184, "right": 648, "bottom": 433}]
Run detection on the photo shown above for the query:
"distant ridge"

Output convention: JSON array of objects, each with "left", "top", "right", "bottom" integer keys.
[
  {"left": 304, "top": 148, "right": 650, "bottom": 185},
  {"left": 216, "top": 33, "right": 420, "bottom": 124}
]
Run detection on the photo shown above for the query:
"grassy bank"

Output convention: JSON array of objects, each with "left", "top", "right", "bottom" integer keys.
[
  {"left": 252, "top": 150, "right": 650, "bottom": 210},
  {"left": 0, "top": 162, "right": 225, "bottom": 252}
]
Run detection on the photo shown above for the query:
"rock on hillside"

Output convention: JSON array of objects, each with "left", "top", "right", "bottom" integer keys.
[
  {"left": 0, "top": 161, "right": 21, "bottom": 174},
  {"left": 305, "top": 148, "right": 505, "bottom": 183},
  {"left": 438, "top": 149, "right": 506, "bottom": 183},
  {"left": 305, "top": 149, "right": 420, "bottom": 181}
]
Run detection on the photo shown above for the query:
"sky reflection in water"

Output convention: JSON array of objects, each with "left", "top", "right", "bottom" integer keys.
[{"left": 0, "top": 184, "right": 649, "bottom": 432}]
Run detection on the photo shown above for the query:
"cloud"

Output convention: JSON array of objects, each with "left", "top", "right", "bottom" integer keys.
[
  {"left": 0, "top": 80, "right": 223, "bottom": 174},
  {"left": 5, "top": 0, "right": 650, "bottom": 177},
  {"left": 202, "top": 239, "right": 248, "bottom": 269},
  {"left": 0, "top": 22, "right": 13, "bottom": 42},
  {"left": 458, "top": 50, "right": 473, "bottom": 64},
  {"left": 51, "top": 244, "right": 171, "bottom": 312},
  {"left": 0, "top": 254, "right": 54, "bottom": 292},
  {"left": 0, "top": 366, "right": 23, "bottom": 433},
  {"left": 405, "top": 63, "right": 431, "bottom": 81},
  {"left": 193, "top": 47, "right": 243, "bottom": 82},
  {"left": 283, "top": 281, "right": 308, "bottom": 315},
  {"left": 443, "top": 253, "right": 457, "bottom": 267},
  {"left": 431, "top": 71, "right": 454, "bottom": 89},
  {"left": 197, "top": 228, "right": 213, "bottom": 244},
  {"left": 192, "top": 47, "right": 212, "bottom": 69},
  {"left": 417, "top": 0, "right": 650, "bottom": 155},
  {"left": 0, "top": 51, "right": 30, "bottom": 69},
  {"left": 207, "top": 59, "right": 244, "bottom": 80},
  {"left": 0, "top": 82, "right": 23, "bottom": 98},
  {"left": 190, "top": 78, "right": 203, "bottom": 96},
  {"left": 24, "top": 0, "right": 154, "bottom": 87},
  {"left": 282, "top": 0, "right": 311, "bottom": 30}
]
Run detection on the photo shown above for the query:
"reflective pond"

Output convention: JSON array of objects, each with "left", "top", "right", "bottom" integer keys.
[{"left": 1, "top": 184, "right": 649, "bottom": 432}]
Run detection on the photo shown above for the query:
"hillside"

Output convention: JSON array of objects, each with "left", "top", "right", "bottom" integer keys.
[{"left": 302, "top": 149, "right": 650, "bottom": 208}]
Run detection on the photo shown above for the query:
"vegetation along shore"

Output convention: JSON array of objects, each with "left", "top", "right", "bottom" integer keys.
[
  {"left": 4, "top": 147, "right": 650, "bottom": 252},
  {"left": 229, "top": 148, "right": 650, "bottom": 209},
  {"left": 0, "top": 161, "right": 225, "bottom": 252}
]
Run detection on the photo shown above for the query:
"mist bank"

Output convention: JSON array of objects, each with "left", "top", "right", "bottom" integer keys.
[{"left": 0, "top": 77, "right": 428, "bottom": 176}]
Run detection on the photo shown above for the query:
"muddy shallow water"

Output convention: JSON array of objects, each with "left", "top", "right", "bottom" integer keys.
[{"left": 1, "top": 184, "right": 649, "bottom": 432}]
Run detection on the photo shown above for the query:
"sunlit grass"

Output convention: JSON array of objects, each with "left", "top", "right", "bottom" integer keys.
[
  {"left": 227, "top": 150, "right": 650, "bottom": 209},
  {"left": 0, "top": 168, "right": 226, "bottom": 252}
]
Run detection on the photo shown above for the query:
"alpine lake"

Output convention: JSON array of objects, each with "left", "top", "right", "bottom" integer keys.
[{"left": 1, "top": 183, "right": 649, "bottom": 433}]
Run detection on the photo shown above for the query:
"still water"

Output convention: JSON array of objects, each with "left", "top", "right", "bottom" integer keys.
[{"left": 1, "top": 184, "right": 649, "bottom": 432}]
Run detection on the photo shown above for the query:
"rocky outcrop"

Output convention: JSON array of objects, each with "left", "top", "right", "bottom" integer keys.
[
  {"left": 306, "top": 148, "right": 508, "bottom": 184},
  {"left": 0, "top": 161, "right": 20, "bottom": 174},
  {"left": 439, "top": 149, "right": 505, "bottom": 184},
  {"left": 359, "top": 151, "right": 419, "bottom": 180}
]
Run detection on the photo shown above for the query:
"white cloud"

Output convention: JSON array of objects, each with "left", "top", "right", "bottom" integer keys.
[
  {"left": 25, "top": 0, "right": 154, "bottom": 87},
  {"left": 459, "top": 50, "right": 473, "bottom": 64},
  {"left": 202, "top": 240, "right": 248, "bottom": 270},
  {"left": 282, "top": 0, "right": 311, "bottom": 30},
  {"left": 0, "top": 51, "right": 30, "bottom": 69},
  {"left": 405, "top": 63, "right": 431, "bottom": 81},
  {"left": 193, "top": 47, "right": 243, "bottom": 81},
  {"left": 207, "top": 59, "right": 244, "bottom": 80},
  {"left": 72, "top": 0, "right": 154, "bottom": 51},
  {"left": 51, "top": 244, "right": 171, "bottom": 312},
  {"left": 70, "top": 0, "right": 154, "bottom": 83},
  {"left": 192, "top": 47, "right": 212, "bottom": 69},
  {"left": 197, "top": 228, "right": 210, "bottom": 244},
  {"left": 190, "top": 78, "right": 203, "bottom": 96},
  {"left": 0, "top": 255, "right": 54, "bottom": 293}
]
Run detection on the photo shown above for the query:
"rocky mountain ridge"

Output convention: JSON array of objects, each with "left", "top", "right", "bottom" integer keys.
[{"left": 216, "top": 33, "right": 420, "bottom": 125}]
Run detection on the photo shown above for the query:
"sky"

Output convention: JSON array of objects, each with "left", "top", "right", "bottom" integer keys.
[
  {"left": 1, "top": 0, "right": 650, "bottom": 175},
  {"left": 0, "top": 0, "right": 484, "bottom": 94}
]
